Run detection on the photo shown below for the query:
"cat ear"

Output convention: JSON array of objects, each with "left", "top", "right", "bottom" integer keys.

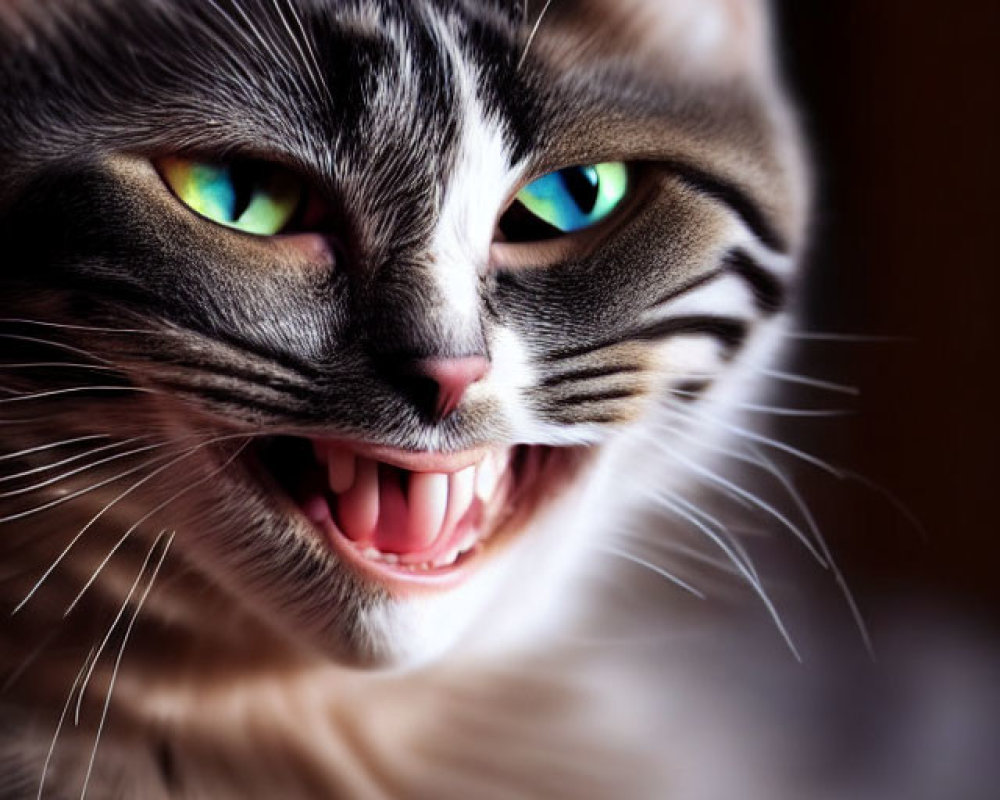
[{"left": 532, "top": 0, "right": 776, "bottom": 79}]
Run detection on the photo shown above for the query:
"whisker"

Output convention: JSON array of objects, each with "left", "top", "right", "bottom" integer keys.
[
  {"left": 79, "top": 532, "right": 173, "bottom": 800},
  {"left": 0, "top": 434, "right": 111, "bottom": 464},
  {"left": 0, "top": 362, "right": 121, "bottom": 374},
  {"left": 659, "top": 490, "right": 765, "bottom": 582},
  {"left": 658, "top": 438, "right": 828, "bottom": 567},
  {"left": 36, "top": 646, "right": 98, "bottom": 800},
  {"left": 0, "top": 334, "right": 115, "bottom": 365},
  {"left": 0, "top": 386, "right": 159, "bottom": 406},
  {"left": 0, "top": 318, "right": 154, "bottom": 335},
  {"left": 66, "top": 442, "right": 249, "bottom": 615},
  {"left": 666, "top": 401, "right": 844, "bottom": 477},
  {"left": 668, "top": 393, "right": 851, "bottom": 418},
  {"left": 0, "top": 439, "right": 169, "bottom": 499},
  {"left": 518, "top": 0, "right": 555, "bottom": 70},
  {"left": 840, "top": 468, "right": 929, "bottom": 542},
  {"left": 656, "top": 493, "right": 802, "bottom": 662},
  {"left": 784, "top": 331, "right": 907, "bottom": 343},
  {"left": 748, "top": 445, "right": 875, "bottom": 659},
  {"left": 72, "top": 532, "right": 168, "bottom": 726},
  {"left": 11, "top": 433, "right": 250, "bottom": 614},
  {"left": 0, "top": 446, "right": 183, "bottom": 528},
  {"left": 598, "top": 545, "right": 706, "bottom": 599},
  {"left": 756, "top": 367, "right": 860, "bottom": 397}
]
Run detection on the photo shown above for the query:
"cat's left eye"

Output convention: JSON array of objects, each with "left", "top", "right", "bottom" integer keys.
[
  {"left": 157, "top": 157, "right": 305, "bottom": 236},
  {"left": 497, "top": 162, "right": 630, "bottom": 244}
]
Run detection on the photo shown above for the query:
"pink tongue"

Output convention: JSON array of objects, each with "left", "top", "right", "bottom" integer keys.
[{"left": 336, "top": 460, "right": 452, "bottom": 555}]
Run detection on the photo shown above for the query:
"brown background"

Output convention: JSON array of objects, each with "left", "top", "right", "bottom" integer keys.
[{"left": 774, "top": 1, "right": 1000, "bottom": 620}]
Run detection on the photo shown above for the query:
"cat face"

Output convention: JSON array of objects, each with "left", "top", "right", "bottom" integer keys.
[{"left": 0, "top": 0, "right": 806, "bottom": 668}]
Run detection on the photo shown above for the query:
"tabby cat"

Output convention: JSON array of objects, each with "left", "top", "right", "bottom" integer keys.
[{"left": 0, "top": 0, "right": 809, "bottom": 797}]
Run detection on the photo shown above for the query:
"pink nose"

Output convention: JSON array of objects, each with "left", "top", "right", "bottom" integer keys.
[{"left": 413, "top": 356, "right": 491, "bottom": 420}]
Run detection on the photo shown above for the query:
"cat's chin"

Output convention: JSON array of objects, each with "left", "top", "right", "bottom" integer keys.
[{"left": 228, "top": 436, "right": 592, "bottom": 668}]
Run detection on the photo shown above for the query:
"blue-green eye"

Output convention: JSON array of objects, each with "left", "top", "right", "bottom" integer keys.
[
  {"left": 499, "top": 163, "right": 630, "bottom": 242},
  {"left": 158, "top": 157, "right": 305, "bottom": 236}
]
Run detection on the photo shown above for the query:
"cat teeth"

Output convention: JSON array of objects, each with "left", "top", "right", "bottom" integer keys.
[
  {"left": 456, "top": 531, "right": 479, "bottom": 555},
  {"left": 327, "top": 447, "right": 356, "bottom": 494},
  {"left": 432, "top": 548, "right": 462, "bottom": 569},
  {"left": 406, "top": 472, "right": 449, "bottom": 550},
  {"left": 317, "top": 445, "right": 513, "bottom": 568},
  {"left": 337, "top": 457, "right": 380, "bottom": 542},
  {"left": 475, "top": 454, "right": 500, "bottom": 501},
  {"left": 442, "top": 466, "right": 476, "bottom": 534}
]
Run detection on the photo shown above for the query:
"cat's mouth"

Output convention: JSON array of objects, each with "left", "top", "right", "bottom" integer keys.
[{"left": 255, "top": 438, "right": 585, "bottom": 592}]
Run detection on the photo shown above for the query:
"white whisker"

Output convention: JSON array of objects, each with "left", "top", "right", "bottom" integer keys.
[
  {"left": 660, "top": 490, "right": 764, "bottom": 582},
  {"left": 667, "top": 401, "right": 844, "bottom": 477},
  {"left": 36, "top": 646, "right": 98, "bottom": 800},
  {"left": 0, "top": 386, "right": 159, "bottom": 406},
  {"left": 0, "top": 318, "right": 153, "bottom": 335},
  {"left": 748, "top": 445, "right": 875, "bottom": 659},
  {"left": 0, "top": 439, "right": 168, "bottom": 499},
  {"left": 0, "top": 438, "right": 150, "bottom": 491},
  {"left": 66, "top": 442, "right": 249, "bottom": 615},
  {"left": 11, "top": 433, "right": 249, "bottom": 615},
  {"left": 656, "top": 493, "right": 802, "bottom": 662},
  {"left": 785, "top": 331, "right": 906, "bottom": 343},
  {"left": 518, "top": 0, "right": 555, "bottom": 70},
  {"left": 73, "top": 532, "right": 168, "bottom": 726},
  {"left": 598, "top": 545, "right": 706, "bottom": 599},
  {"left": 0, "top": 334, "right": 115, "bottom": 365},
  {"left": 0, "top": 434, "right": 111, "bottom": 464},
  {"left": 659, "top": 440, "right": 828, "bottom": 567},
  {"left": 79, "top": 532, "right": 173, "bottom": 800},
  {"left": 756, "top": 367, "right": 860, "bottom": 397}
]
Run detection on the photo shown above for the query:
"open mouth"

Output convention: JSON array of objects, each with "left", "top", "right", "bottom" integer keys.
[{"left": 256, "top": 438, "right": 586, "bottom": 592}]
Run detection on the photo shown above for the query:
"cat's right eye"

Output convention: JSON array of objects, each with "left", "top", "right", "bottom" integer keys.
[
  {"left": 496, "top": 162, "right": 631, "bottom": 244},
  {"left": 157, "top": 156, "right": 308, "bottom": 236}
]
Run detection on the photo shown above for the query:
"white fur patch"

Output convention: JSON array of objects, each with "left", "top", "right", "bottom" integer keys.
[{"left": 429, "top": 39, "right": 522, "bottom": 337}]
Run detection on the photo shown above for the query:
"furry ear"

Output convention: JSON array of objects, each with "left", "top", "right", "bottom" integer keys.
[{"left": 531, "top": 0, "right": 775, "bottom": 80}]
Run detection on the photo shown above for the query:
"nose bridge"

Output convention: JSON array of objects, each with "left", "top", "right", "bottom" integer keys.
[
  {"left": 364, "top": 255, "right": 486, "bottom": 359},
  {"left": 359, "top": 255, "right": 492, "bottom": 422}
]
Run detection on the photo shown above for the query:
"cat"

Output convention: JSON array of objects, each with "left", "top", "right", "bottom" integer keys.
[{"left": 0, "top": 0, "right": 810, "bottom": 797}]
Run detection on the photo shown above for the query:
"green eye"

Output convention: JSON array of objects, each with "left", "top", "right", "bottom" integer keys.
[
  {"left": 499, "top": 162, "right": 630, "bottom": 243},
  {"left": 158, "top": 157, "right": 304, "bottom": 236}
]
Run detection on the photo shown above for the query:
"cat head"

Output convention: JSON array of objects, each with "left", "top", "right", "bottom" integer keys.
[{"left": 0, "top": 0, "right": 807, "bottom": 669}]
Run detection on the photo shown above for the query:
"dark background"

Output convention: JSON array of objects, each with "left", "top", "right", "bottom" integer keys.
[{"left": 773, "top": 1, "right": 1000, "bottom": 622}]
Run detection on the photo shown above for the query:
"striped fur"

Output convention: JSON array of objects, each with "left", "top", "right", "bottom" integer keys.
[{"left": 0, "top": 1, "right": 808, "bottom": 797}]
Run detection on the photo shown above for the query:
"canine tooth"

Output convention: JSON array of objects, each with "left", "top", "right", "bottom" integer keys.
[
  {"left": 443, "top": 466, "right": 476, "bottom": 532},
  {"left": 338, "top": 458, "right": 380, "bottom": 542},
  {"left": 475, "top": 457, "right": 499, "bottom": 501},
  {"left": 457, "top": 532, "right": 478, "bottom": 554},
  {"left": 361, "top": 547, "right": 381, "bottom": 561},
  {"left": 434, "top": 548, "right": 461, "bottom": 568},
  {"left": 408, "top": 472, "right": 449, "bottom": 550},
  {"left": 327, "top": 448, "right": 357, "bottom": 494}
]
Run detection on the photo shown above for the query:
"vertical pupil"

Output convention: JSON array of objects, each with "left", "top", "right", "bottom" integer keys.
[
  {"left": 560, "top": 166, "right": 600, "bottom": 216},
  {"left": 228, "top": 163, "right": 255, "bottom": 222}
]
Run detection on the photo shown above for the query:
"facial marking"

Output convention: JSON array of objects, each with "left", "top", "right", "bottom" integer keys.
[{"left": 430, "top": 58, "right": 522, "bottom": 338}]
